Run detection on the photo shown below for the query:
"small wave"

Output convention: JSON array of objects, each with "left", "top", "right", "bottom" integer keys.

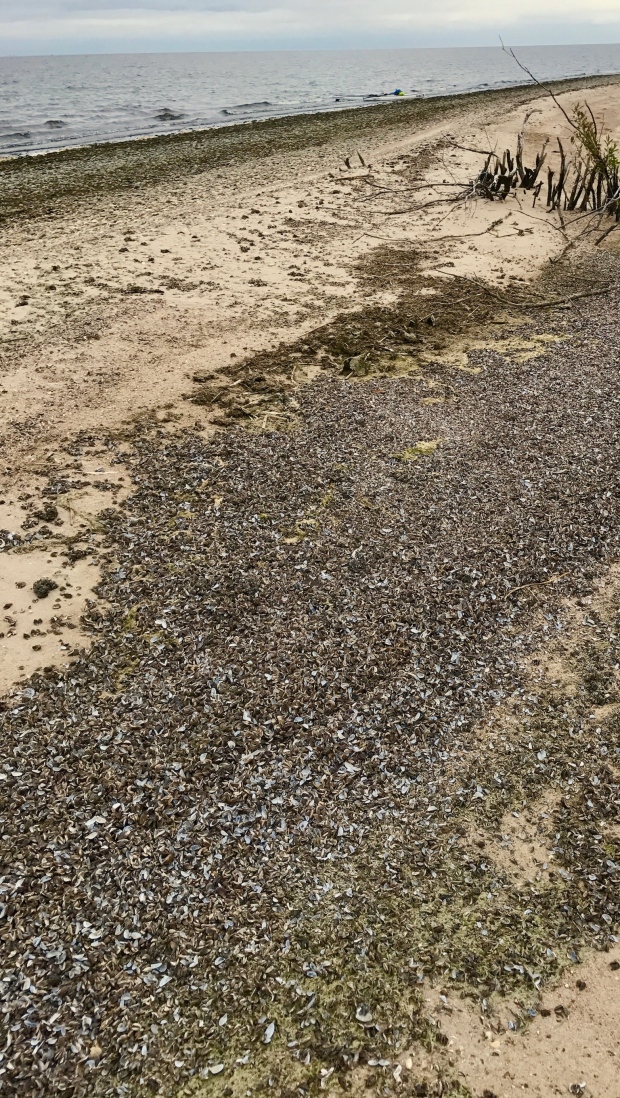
[
  {"left": 1, "top": 131, "right": 32, "bottom": 140},
  {"left": 221, "top": 100, "right": 273, "bottom": 115},
  {"left": 155, "top": 108, "right": 184, "bottom": 121},
  {"left": 45, "top": 119, "right": 66, "bottom": 128}
]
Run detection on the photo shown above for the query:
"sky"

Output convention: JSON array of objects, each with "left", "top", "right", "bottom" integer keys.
[{"left": 1, "top": 0, "right": 619, "bottom": 56}]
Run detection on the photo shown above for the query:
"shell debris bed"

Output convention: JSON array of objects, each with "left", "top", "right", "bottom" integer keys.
[{"left": 1, "top": 261, "right": 620, "bottom": 1098}]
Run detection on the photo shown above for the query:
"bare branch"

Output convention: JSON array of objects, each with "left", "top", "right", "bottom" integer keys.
[
  {"left": 499, "top": 39, "right": 577, "bottom": 131},
  {"left": 595, "top": 221, "right": 620, "bottom": 246}
]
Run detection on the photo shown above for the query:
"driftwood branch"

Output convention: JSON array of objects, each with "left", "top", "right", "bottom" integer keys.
[
  {"left": 499, "top": 40, "right": 577, "bottom": 131},
  {"left": 506, "top": 572, "right": 570, "bottom": 598},
  {"left": 595, "top": 220, "right": 620, "bottom": 246},
  {"left": 431, "top": 270, "right": 614, "bottom": 310}
]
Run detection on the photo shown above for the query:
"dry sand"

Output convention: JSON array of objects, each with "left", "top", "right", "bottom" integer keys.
[
  {"left": 0, "top": 458, "right": 128, "bottom": 692},
  {"left": 423, "top": 945, "right": 620, "bottom": 1096}
]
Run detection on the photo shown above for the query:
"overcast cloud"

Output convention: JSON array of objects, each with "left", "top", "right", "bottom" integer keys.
[{"left": 1, "top": 0, "right": 619, "bottom": 54}]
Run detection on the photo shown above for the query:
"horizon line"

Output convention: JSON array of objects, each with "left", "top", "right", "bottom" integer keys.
[{"left": 2, "top": 39, "right": 620, "bottom": 61}]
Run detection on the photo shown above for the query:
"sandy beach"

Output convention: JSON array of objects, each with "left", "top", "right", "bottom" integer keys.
[
  {"left": 1, "top": 74, "right": 620, "bottom": 1098},
  {"left": 1, "top": 74, "right": 619, "bottom": 476}
]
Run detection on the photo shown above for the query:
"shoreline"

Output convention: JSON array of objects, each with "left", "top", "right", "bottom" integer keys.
[
  {"left": 3, "top": 69, "right": 620, "bottom": 163},
  {"left": 2, "top": 72, "right": 620, "bottom": 222}
]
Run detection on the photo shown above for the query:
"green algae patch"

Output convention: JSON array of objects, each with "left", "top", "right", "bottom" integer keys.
[
  {"left": 396, "top": 439, "right": 442, "bottom": 462},
  {"left": 422, "top": 332, "right": 564, "bottom": 374},
  {"left": 478, "top": 332, "right": 564, "bottom": 364}
]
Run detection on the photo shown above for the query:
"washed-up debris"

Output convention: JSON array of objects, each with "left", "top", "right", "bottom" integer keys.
[
  {"left": 1, "top": 260, "right": 620, "bottom": 1098},
  {"left": 32, "top": 577, "right": 58, "bottom": 598},
  {"left": 0, "top": 529, "right": 23, "bottom": 551}
]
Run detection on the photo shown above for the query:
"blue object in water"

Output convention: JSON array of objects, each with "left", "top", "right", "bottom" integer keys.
[{"left": 393, "top": 88, "right": 405, "bottom": 96}]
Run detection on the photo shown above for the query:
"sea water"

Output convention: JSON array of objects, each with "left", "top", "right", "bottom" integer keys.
[{"left": 1, "top": 43, "right": 620, "bottom": 157}]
